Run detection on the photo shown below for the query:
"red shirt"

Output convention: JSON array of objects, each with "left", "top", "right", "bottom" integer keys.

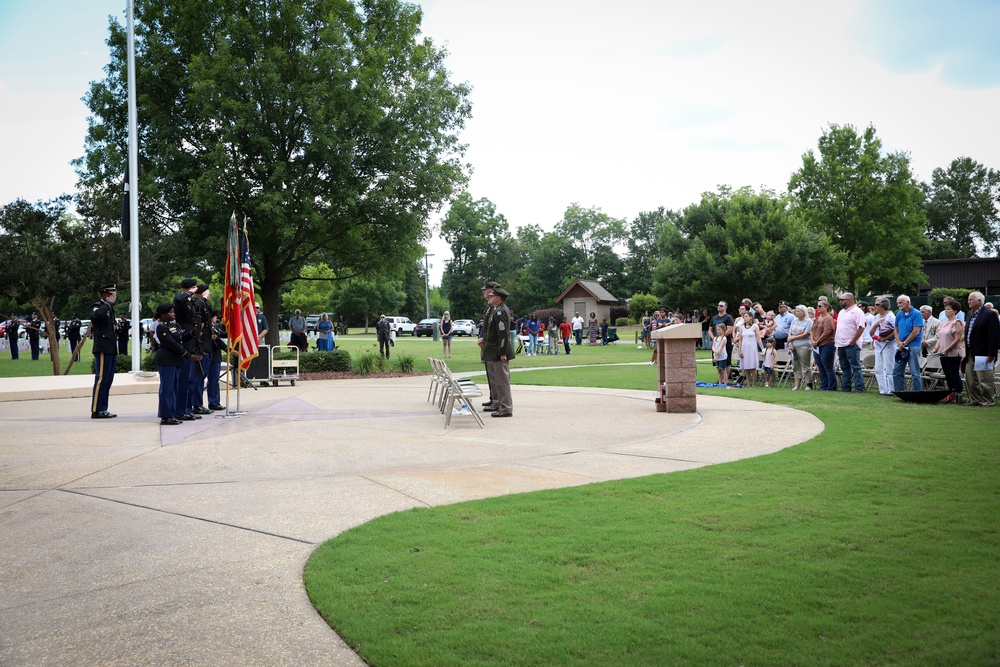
[{"left": 559, "top": 322, "right": 572, "bottom": 338}]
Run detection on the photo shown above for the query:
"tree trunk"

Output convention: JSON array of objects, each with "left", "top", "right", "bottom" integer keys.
[{"left": 31, "top": 298, "right": 61, "bottom": 376}]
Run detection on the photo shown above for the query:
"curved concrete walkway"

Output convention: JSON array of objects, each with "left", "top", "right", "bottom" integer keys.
[{"left": 0, "top": 374, "right": 823, "bottom": 665}]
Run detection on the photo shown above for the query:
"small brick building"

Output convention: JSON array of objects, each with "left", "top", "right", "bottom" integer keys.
[{"left": 555, "top": 279, "right": 618, "bottom": 324}]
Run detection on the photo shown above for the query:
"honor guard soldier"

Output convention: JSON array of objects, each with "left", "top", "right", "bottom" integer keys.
[
  {"left": 27, "top": 312, "right": 41, "bottom": 361},
  {"left": 480, "top": 286, "right": 515, "bottom": 418},
  {"left": 90, "top": 283, "right": 119, "bottom": 418},
  {"left": 153, "top": 302, "right": 202, "bottom": 424},
  {"left": 187, "top": 284, "right": 214, "bottom": 415},
  {"left": 173, "top": 278, "right": 202, "bottom": 420},
  {"left": 67, "top": 314, "right": 82, "bottom": 361}
]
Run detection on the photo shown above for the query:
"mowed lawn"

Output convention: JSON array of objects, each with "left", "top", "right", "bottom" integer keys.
[{"left": 305, "top": 361, "right": 1000, "bottom": 667}]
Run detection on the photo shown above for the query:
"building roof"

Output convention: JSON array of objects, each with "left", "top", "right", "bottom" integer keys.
[{"left": 555, "top": 279, "right": 618, "bottom": 304}]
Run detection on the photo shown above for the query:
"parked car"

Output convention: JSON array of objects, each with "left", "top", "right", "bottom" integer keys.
[
  {"left": 415, "top": 318, "right": 440, "bottom": 337},
  {"left": 305, "top": 314, "right": 321, "bottom": 332},
  {"left": 452, "top": 319, "right": 477, "bottom": 336},
  {"left": 385, "top": 316, "right": 415, "bottom": 336}
]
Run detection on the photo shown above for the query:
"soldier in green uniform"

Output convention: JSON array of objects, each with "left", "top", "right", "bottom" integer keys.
[
  {"left": 480, "top": 286, "right": 515, "bottom": 418},
  {"left": 478, "top": 280, "right": 501, "bottom": 411}
]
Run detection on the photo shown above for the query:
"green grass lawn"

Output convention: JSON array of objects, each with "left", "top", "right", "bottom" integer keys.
[{"left": 304, "top": 363, "right": 1000, "bottom": 666}]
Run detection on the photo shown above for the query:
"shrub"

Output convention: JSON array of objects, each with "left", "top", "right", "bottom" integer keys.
[
  {"left": 927, "top": 288, "right": 974, "bottom": 314},
  {"left": 93, "top": 353, "right": 133, "bottom": 374},
  {"left": 298, "top": 349, "right": 352, "bottom": 373},
  {"left": 393, "top": 354, "right": 416, "bottom": 373},
  {"left": 140, "top": 352, "right": 156, "bottom": 372},
  {"left": 532, "top": 307, "right": 564, "bottom": 324},
  {"left": 628, "top": 293, "right": 661, "bottom": 321},
  {"left": 610, "top": 305, "right": 629, "bottom": 323},
  {"left": 354, "top": 348, "right": 387, "bottom": 376},
  {"left": 615, "top": 317, "right": 631, "bottom": 327}
]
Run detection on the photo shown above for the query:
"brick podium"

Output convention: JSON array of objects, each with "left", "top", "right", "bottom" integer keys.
[{"left": 651, "top": 323, "right": 700, "bottom": 413}]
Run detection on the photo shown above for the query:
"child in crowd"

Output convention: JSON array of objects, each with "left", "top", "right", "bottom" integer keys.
[
  {"left": 712, "top": 325, "right": 729, "bottom": 384},
  {"left": 762, "top": 337, "right": 776, "bottom": 387},
  {"left": 600, "top": 319, "right": 609, "bottom": 345}
]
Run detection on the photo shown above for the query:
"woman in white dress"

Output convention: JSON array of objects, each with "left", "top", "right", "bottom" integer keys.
[{"left": 737, "top": 311, "right": 762, "bottom": 387}]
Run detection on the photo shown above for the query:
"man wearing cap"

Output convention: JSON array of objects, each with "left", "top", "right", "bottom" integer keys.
[
  {"left": 90, "top": 284, "right": 119, "bottom": 418},
  {"left": 834, "top": 292, "right": 867, "bottom": 393},
  {"left": 892, "top": 294, "right": 923, "bottom": 392},
  {"left": 478, "top": 281, "right": 500, "bottom": 409},
  {"left": 772, "top": 301, "right": 794, "bottom": 350},
  {"left": 27, "top": 312, "right": 42, "bottom": 361},
  {"left": 375, "top": 314, "right": 391, "bottom": 359},
  {"left": 481, "top": 287, "right": 515, "bottom": 417},
  {"left": 5, "top": 313, "right": 20, "bottom": 360},
  {"left": 173, "top": 278, "right": 203, "bottom": 420},
  {"left": 919, "top": 305, "right": 940, "bottom": 356}
]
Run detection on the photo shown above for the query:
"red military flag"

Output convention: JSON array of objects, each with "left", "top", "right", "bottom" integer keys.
[{"left": 222, "top": 213, "right": 242, "bottom": 347}]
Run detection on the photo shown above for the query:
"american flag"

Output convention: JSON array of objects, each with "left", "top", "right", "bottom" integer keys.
[
  {"left": 222, "top": 214, "right": 260, "bottom": 371},
  {"left": 236, "top": 226, "right": 260, "bottom": 370}
]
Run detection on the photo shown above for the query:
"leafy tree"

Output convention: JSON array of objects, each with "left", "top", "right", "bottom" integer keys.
[
  {"left": 332, "top": 277, "right": 405, "bottom": 333},
  {"left": 628, "top": 293, "right": 661, "bottom": 321},
  {"left": 555, "top": 203, "right": 627, "bottom": 300},
  {"left": 623, "top": 208, "right": 676, "bottom": 295},
  {"left": 788, "top": 123, "right": 927, "bottom": 295},
  {"left": 509, "top": 225, "right": 584, "bottom": 312},
  {"left": 78, "top": 0, "right": 471, "bottom": 345},
  {"left": 282, "top": 263, "right": 336, "bottom": 315},
  {"left": 923, "top": 157, "right": 1000, "bottom": 258},
  {"left": 0, "top": 197, "right": 122, "bottom": 374},
  {"left": 440, "top": 193, "right": 518, "bottom": 319},
  {"left": 653, "top": 188, "right": 843, "bottom": 311}
]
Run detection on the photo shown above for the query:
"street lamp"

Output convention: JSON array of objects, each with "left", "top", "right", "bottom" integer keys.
[{"left": 424, "top": 253, "right": 434, "bottom": 319}]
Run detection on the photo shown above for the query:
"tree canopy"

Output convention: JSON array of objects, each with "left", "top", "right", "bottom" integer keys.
[
  {"left": 78, "top": 0, "right": 471, "bottom": 343},
  {"left": 654, "top": 187, "right": 843, "bottom": 310},
  {"left": 923, "top": 156, "right": 1000, "bottom": 259},
  {"left": 789, "top": 123, "right": 927, "bottom": 296}
]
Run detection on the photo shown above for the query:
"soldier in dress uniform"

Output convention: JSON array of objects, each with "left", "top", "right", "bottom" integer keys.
[
  {"left": 27, "top": 312, "right": 41, "bottom": 361},
  {"left": 186, "top": 284, "right": 214, "bottom": 415},
  {"left": 480, "top": 286, "right": 515, "bottom": 418},
  {"left": 153, "top": 302, "right": 201, "bottom": 425},
  {"left": 477, "top": 280, "right": 500, "bottom": 411},
  {"left": 207, "top": 313, "right": 227, "bottom": 410},
  {"left": 90, "top": 284, "right": 119, "bottom": 418},
  {"left": 173, "top": 278, "right": 202, "bottom": 420},
  {"left": 66, "top": 314, "right": 82, "bottom": 362},
  {"left": 5, "top": 313, "right": 20, "bottom": 360}
]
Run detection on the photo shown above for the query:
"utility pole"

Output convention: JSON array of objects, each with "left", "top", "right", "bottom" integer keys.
[{"left": 423, "top": 253, "right": 434, "bottom": 319}]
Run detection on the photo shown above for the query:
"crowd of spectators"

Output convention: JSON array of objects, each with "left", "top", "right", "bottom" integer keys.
[{"left": 702, "top": 292, "right": 999, "bottom": 407}]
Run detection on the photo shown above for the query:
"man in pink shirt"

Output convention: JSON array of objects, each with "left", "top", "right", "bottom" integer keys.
[{"left": 835, "top": 292, "right": 867, "bottom": 392}]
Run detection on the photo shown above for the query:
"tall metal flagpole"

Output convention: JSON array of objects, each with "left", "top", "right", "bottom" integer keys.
[{"left": 127, "top": 0, "right": 141, "bottom": 371}]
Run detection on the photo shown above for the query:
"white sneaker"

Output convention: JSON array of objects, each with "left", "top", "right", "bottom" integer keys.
[
  {"left": 804, "top": 386, "right": 811, "bottom": 391},
  {"left": 791, "top": 386, "right": 799, "bottom": 391}
]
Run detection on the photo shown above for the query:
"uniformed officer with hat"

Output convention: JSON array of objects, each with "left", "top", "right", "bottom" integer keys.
[
  {"left": 173, "top": 278, "right": 202, "bottom": 419},
  {"left": 481, "top": 286, "right": 515, "bottom": 417},
  {"left": 478, "top": 280, "right": 501, "bottom": 409},
  {"left": 153, "top": 303, "right": 188, "bottom": 425},
  {"left": 90, "top": 283, "right": 119, "bottom": 418},
  {"left": 187, "top": 283, "right": 214, "bottom": 414}
]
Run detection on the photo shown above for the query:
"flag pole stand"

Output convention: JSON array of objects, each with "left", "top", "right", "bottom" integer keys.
[{"left": 218, "top": 344, "right": 246, "bottom": 417}]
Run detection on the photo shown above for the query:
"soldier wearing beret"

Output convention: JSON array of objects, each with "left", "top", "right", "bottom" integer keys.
[
  {"left": 173, "top": 278, "right": 202, "bottom": 420},
  {"left": 153, "top": 303, "right": 187, "bottom": 425},
  {"left": 186, "top": 283, "right": 214, "bottom": 415},
  {"left": 480, "top": 286, "right": 515, "bottom": 418},
  {"left": 90, "top": 283, "right": 119, "bottom": 418}
]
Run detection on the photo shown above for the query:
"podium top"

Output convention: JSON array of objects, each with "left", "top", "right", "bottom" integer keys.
[{"left": 650, "top": 323, "right": 702, "bottom": 340}]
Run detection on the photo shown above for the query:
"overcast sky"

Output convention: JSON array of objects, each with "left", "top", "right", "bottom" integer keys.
[{"left": 2, "top": 0, "right": 998, "bottom": 286}]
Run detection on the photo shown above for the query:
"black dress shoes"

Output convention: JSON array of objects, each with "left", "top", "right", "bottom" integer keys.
[
  {"left": 160, "top": 418, "right": 182, "bottom": 425},
  {"left": 91, "top": 411, "right": 117, "bottom": 419},
  {"left": 176, "top": 413, "right": 196, "bottom": 421},
  {"left": 482, "top": 401, "right": 493, "bottom": 407},
  {"left": 490, "top": 412, "right": 512, "bottom": 418},
  {"left": 482, "top": 405, "right": 498, "bottom": 412},
  {"left": 208, "top": 404, "right": 224, "bottom": 411},
  {"left": 192, "top": 406, "right": 212, "bottom": 415}
]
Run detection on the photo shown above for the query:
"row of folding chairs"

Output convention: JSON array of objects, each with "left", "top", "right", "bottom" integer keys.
[{"left": 427, "top": 357, "right": 484, "bottom": 428}]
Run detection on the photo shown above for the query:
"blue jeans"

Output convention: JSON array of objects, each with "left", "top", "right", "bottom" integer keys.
[
  {"left": 893, "top": 346, "right": 922, "bottom": 392},
  {"left": 814, "top": 343, "right": 836, "bottom": 390},
  {"left": 528, "top": 333, "right": 538, "bottom": 354},
  {"left": 838, "top": 345, "right": 864, "bottom": 392}
]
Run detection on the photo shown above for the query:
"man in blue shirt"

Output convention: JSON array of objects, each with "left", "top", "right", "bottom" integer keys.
[
  {"left": 892, "top": 294, "right": 923, "bottom": 392},
  {"left": 772, "top": 301, "right": 794, "bottom": 350}
]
